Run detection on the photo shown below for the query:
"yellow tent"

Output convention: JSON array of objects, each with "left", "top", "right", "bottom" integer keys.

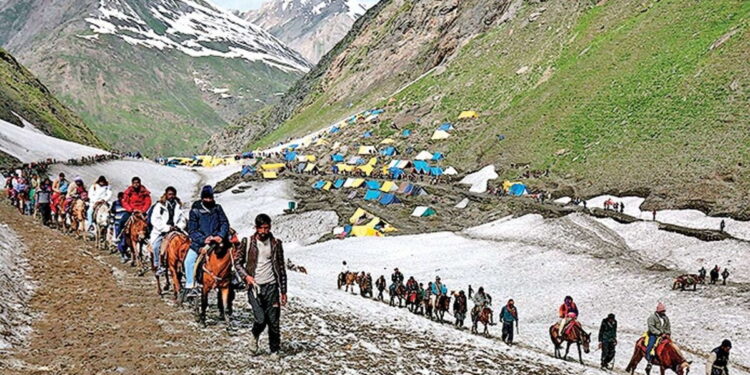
[
  {"left": 301, "top": 155, "right": 317, "bottom": 162},
  {"left": 261, "top": 163, "right": 285, "bottom": 171},
  {"left": 304, "top": 163, "right": 319, "bottom": 172},
  {"left": 357, "top": 164, "right": 375, "bottom": 176},
  {"left": 315, "top": 138, "right": 329, "bottom": 146},
  {"left": 431, "top": 130, "right": 451, "bottom": 140},
  {"left": 458, "top": 111, "right": 479, "bottom": 119},
  {"left": 349, "top": 208, "right": 369, "bottom": 224},
  {"left": 262, "top": 171, "right": 278, "bottom": 179},
  {"left": 380, "top": 181, "right": 398, "bottom": 192},
  {"left": 502, "top": 180, "right": 523, "bottom": 192},
  {"left": 336, "top": 163, "right": 355, "bottom": 172},
  {"left": 358, "top": 146, "right": 377, "bottom": 155},
  {"left": 351, "top": 178, "right": 365, "bottom": 188},
  {"left": 367, "top": 157, "right": 378, "bottom": 166},
  {"left": 323, "top": 181, "right": 332, "bottom": 191},
  {"left": 380, "top": 138, "right": 395, "bottom": 144},
  {"left": 351, "top": 226, "right": 382, "bottom": 237}
]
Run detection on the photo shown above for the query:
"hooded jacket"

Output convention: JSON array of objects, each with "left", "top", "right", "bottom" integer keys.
[
  {"left": 150, "top": 199, "right": 186, "bottom": 241},
  {"left": 187, "top": 200, "right": 229, "bottom": 251},
  {"left": 88, "top": 183, "right": 113, "bottom": 203},
  {"left": 122, "top": 185, "right": 152, "bottom": 212}
]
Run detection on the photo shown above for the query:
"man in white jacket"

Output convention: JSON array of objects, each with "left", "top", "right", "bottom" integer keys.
[
  {"left": 150, "top": 186, "right": 186, "bottom": 275},
  {"left": 87, "top": 176, "right": 113, "bottom": 232}
]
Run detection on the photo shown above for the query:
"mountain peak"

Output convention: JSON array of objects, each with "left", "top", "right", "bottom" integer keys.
[{"left": 84, "top": 0, "right": 311, "bottom": 72}]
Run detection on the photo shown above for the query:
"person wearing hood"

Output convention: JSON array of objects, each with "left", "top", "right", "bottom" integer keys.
[
  {"left": 234, "top": 213, "right": 287, "bottom": 358},
  {"left": 184, "top": 185, "right": 229, "bottom": 297},
  {"left": 87, "top": 175, "right": 113, "bottom": 232},
  {"left": 150, "top": 186, "right": 186, "bottom": 276},
  {"left": 558, "top": 296, "right": 579, "bottom": 336}
]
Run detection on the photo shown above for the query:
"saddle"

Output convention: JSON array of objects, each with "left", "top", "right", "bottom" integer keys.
[{"left": 639, "top": 333, "right": 672, "bottom": 361}]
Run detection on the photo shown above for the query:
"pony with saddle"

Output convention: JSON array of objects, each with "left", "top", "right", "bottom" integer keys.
[
  {"left": 123, "top": 211, "right": 149, "bottom": 272},
  {"left": 389, "top": 282, "right": 406, "bottom": 308},
  {"left": 92, "top": 201, "right": 110, "bottom": 250},
  {"left": 162, "top": 231, "right": 191, "bottom": 300},
  {"left": 194, "top": 231, "right": 242, "bottom": 326},
  {"left": 549, "top": 319, "right": 591, "bottom": 364},
  {"left": 625, "top": 336, "right": 691, "bottom": 375},
  {"left": 672, "top": 274, "right": 702, "bottom": 291},
  {"left": 434, "top": 295, "right": 451, "bottom": 323},
  {"left": 471, "top": 306, "right": 493, "bottom": 335}
]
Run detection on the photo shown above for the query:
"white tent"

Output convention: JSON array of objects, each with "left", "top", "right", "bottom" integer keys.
[
  {"left": 388, "top": 160, "right": 411, "bottom": 169},
  {"left": 455, "top": 198, "right": 469, "bottom": 209},
  {"left": 411, "top": 206, "right": 436, "bottom": 217},
  {"left": 444, "top": 167, "right": 458, "bottom": 175},
  {"left": 431, "top": 130, "right": 451, "bottom": 140},
  {"left": 343, "top": 178, "right": 356, "bottom": 188},
  {"left": 415, "top": 151, "right": 433, "bottom": 160}
]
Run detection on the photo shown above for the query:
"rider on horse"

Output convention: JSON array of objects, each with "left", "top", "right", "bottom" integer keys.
[
  {"left": 406, "top": 276, "right": 418, "bottom": 292},
  {"left": 431, "top": 276, "right": 447, "bottom": 296},
  {"left": 472, "top": 286, "right": 493, "bottom": 325},
  {"left": 86, "top": 176, "right": 112, "bottom": 233},
  {"left": 117, "top": 177, "right": 152, "bottom": 256},
  {"left": 51, "top": 172, "right": 69, "bottom": 215},
  {"left": 390, "top": 268, "right": 404, "bottom": 292},
  {"left": 185, "top": 185, "right": 229, "bottom": 298},
  {"left": 150, "top": 186, "right": 186, "bottom": 276},
  {"left": 645, "top": 302, "right": 671, "bottom": 364},
  {"left": 64, "top": 176, "right": 87, "bottom": 213},
  {"left": 558, "top": 296, "right": 579, "bottom": 336}
]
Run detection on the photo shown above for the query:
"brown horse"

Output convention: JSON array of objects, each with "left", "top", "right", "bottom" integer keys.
[
  {"left": 163, "top": 231, "right": 191, "bottom": 300},
  {"left": 345, "top": 272, "right": 358, "bottom": 294},
  {"left": 672, "top": 274, "right": 702, "bottom": 291},
  {"left": 471, "top": 307, "right": 493, "bottom": 335},
  {"left": 389, "top": 283, "right": 406, "bottom": 307},
  {"left": 434, "top": 295, "right": 451, "bottom": 323},
  {"left": 51, "top": 194, "right": 67, "bottom": 230},
  {"left": 195, "top": 237, "right": 241, "bottom": 326},
  {"left": 549, "top": 320, "right": 591, "bottom": 364},
  {"left": 625, "top": 337, "right": 691, "bottom": 375},
  {"left": 125, "top": 211, "right": 149, "bottom": 271},
  {"left": 69, "top": 198, "right": 87, "bottom": 238},
  {"left": 358, "top": 274, "right": 372, "bottom": 297}
]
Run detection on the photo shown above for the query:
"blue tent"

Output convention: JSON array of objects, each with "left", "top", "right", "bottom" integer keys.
[
  {"left": 497, "top": 134, "right": 506, "bottom": 141},
  {"left": 402, "top": 129, "right": 412, "bottom": 137},
  {"left": 413, "top": 161, "right": 430, "bottom": 174},
  {"left": 366, "top": 180, "right": 381, "bottom": 189},
  {"left": 334, "top": 179, "right": 345, "bottom": 189},
  {"left": 508, "top": 183, "right": 527, "bottom": 196},
  {"left": 364, "top": 189, "right": 382, "bottom": 201},
  {"left": 381, "top": 147, "right": 396, "bottom": 156},
  {"left": 285, "top": 152, "right": 297, "bottom": 161},
  {"left": 438, "top": 123, "right": 454, "bottom": 131},
  {"left": 379, "top": 193, "right": 401, "bottom": 205},
  {"left": 363, "top": 131, "right": 373, "bottom": 138},
  {"left": 287, "top": 144, "right": 299, "bottom": 151},
  {"left": 389, "top": 168, "right": 405, "bottom": 179},
  {"left": 347, "top": 116, "right": 357, "bottom": 124},
  {"left": 430, "top": 167, "right": 444, "bottom": 176},
  {"left": 241, "top": 151, "right": 253, "bottom": 158},
  {"left": 312, "top": 180, "right": 326, "bottom": 190},
  {"left": 331, "top": 154, "right": 345, "bottom": 162},
  {"left": 432, "top": 152, "right": 445, "bottom": 161},
  {"left": 330, "top": 126, "right": 340, "bottom": 134},
  {"left": 371, "top": 109, "right": 385, "bottom": 115},
  {"left": 401, "top": 184, "right": 415, "bottom": 195}
]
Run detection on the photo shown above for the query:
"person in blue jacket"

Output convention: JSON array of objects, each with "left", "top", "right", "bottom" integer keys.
[{"left": 184, "top": 185, "right": 229, "bottom": 297}]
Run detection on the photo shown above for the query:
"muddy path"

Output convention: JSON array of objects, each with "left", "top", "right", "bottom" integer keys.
[{"left": 0, "top": 204, "right": 567, "bottom": 375}]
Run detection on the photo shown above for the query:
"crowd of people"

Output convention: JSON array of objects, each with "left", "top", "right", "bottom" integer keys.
[{"left": 340, "top": 263, "right": 734, "bottom": 373}]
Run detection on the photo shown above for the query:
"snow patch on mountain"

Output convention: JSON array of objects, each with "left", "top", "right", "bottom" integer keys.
[{"left": 84, "top": 0, "right": 311, "bottom": 72}]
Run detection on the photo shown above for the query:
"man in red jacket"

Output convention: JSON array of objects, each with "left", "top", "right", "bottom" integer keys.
[{"left": 117, "top": 177, "right": 152, "bottom": 259}]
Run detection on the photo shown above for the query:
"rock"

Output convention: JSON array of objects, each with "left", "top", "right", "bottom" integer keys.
[{"left": 516, "top": 66, "right": 531, "bottom": 75}]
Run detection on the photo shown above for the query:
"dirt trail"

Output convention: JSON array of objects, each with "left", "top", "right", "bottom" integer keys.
[{"left": 0, "top": 203, "right": 566, "bottom": 375}]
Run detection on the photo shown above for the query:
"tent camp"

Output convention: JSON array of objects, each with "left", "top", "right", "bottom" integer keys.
[
  {"left": 351, "top": 179, "right": 365, "bottom": 188},
  {"left": 330, "top": 126, "right": 340, "bottom": 134},
  {"left": 380, "top": 146, "right": 397, "bottom": 156},
  {"left": 366, "top": 180, "right": 381, "bottom": 189},
  {"left": 413, "top": 161, "right": 430, "bottom": 174},
  {"left": 358, "top": 146, "right": 377, "bottom": 155},
  {"left": 458, "top": 111, "right": 479, "bottom": 119},
  {"left": 357, "top": 164, "right": 375, "bottom": 176},
  {"left": 388, "top": 168, "right": 405, "bottom": 179},
  {"left": 336, "top": 163, "right": 355, "bottom": 172},
  {"left": 415, "top": 151, "right": 433, "bottom": 160},
  {"left": 284, "top": 152, "right": 297, "bottom": 162},
  {"left": 315, "top": 138, "right": 329, "bottom": 146},
  {"left": 241, "top": 165, "right": 256, "bottom": 177},
  {"left": 508, "top": 183, "right": 527, "bottom": 196},
  {"left": 364, "top": 189, "right": 381, "bottom": 201},
  {"left": 430, "top": 167, "right": 443, "bottom": 176},
  {"left": 380, "top": 181, "right": 398, "bottom": 192},
  {"left": 388, "top": 160, "right": 411, "bottom": 169},
  {"left": 402, "top": 129, "right": 412, "bottom": 137},
  {"left": 297, "top": 155, "right": 316, "bottom": 162},
  {"left": 347, "top": 156, "right": 366, "bottom": 165},
  {"left": 323, "top": 181, "right": 333, "bottom": 191},
  {"left": 412, "top": 206, "right": 436, "bottom": 217},
  {"left": 444, "top": 167, "right": 458, "bottom": 175},
  {"left": 351, "top": 226, "right": 382, "bottom": 237},
  {"left": 262, "top": 171, "right": 278, "bottom": 179},
  {"left": 379, "top": 193, "right": 401, "bottom": 205},
  {"left": 312, "top": 180, "right": 326, "bottom": 190}
]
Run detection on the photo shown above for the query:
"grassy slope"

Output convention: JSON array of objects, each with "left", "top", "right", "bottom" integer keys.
[{"left": 0, "top": 48, "right": 106, "bottom": 148}]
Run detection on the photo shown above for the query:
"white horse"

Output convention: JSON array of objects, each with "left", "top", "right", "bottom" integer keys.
[{"left": 92, "top": 201, "right": 111, "bottom": 250}]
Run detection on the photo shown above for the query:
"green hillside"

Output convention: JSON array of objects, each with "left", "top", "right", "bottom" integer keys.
[
  {"left": 249, "top": 0, "right": 750, "bottom": 216},
  {"left": 0, "top": 48, "right": 106, "bottom": 149}
]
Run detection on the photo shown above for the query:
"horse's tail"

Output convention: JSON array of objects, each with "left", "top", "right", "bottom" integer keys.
[
  {"left": 625, "top": 338, "right": 644, "bottom": 373},
  {"left": 549, "top": 324, "right": 560, "bottom": 348}
]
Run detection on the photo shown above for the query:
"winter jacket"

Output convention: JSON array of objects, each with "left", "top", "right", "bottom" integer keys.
[
  {"left": 706, "top": 347, "right": 730, "bottom": 375},
  {"left": 473, "top": 292, "right": 490, "bottom": 307},
  {"left": 431, "top": 282, "right": 447, "bottom": 296},
  {"left": 110, "top": 200, "right": 127, "bottom": 221},
  {"left": 453, "top": 294, "right": 467, "bottom": 313},
  {"left": 647, "top": 313, "right": 671, "bottom": 336},
  {"left": 558, "top": 301, "right": 579, "bottom": 318},
  {"left": 187, "top": 200, "right": 229, "bottom": 252},
  {"left": 149, "top": 199, "right": 186, "bottom": 241},
  {"left": 391, "top": 272, "right": 404, "bottom": 285},
  {"left": 501, "top": 305, "right": 518, "bottom": 322},
  {"left": 598, "top": 318, "right": 617, "bottom": 343},
  {"left": 234, "top": 233, "right": 287, "bottom": 295},
  {"left": 35, "top": 187, "right": 52, "bottom": 204},
  {"left": 88, "top": 184, "right": 113, "bottom": 203},
  {"left": 66, "top": 184, "right": 87, "bottom": 199},
  {"left": 122, "top": 185, "right": 152, "bottom": 213},
  {"left": 53, "top": 178, "right": 69, "bottom": 194}
]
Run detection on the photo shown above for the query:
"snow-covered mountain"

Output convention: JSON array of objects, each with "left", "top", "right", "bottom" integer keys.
[
  {"left": 0, "top": 0, "right": 312, "bottom": 154},
  {"left": 240, "top": 0, "right": 375, "bottom": 63}
]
